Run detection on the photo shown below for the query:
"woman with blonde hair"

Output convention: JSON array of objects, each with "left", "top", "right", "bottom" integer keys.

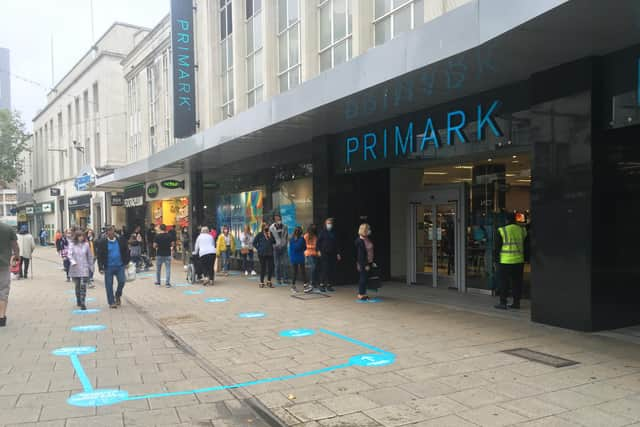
[
  {"left": 194, "top": 226, "right": 216, "bottom": 285},
  {"left": 355, "top": 223, "right": 374, "bottom": 301}
]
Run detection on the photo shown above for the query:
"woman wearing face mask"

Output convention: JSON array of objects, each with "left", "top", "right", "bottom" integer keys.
[
  {"left": 316, "top": 218, "right": 341, "bottom": 292},
  {"left": 68, "top": 231, "right": 94, "bottom": 310},
  {"left": 253, "top": 223, "right": 276, "bottom": 288},
  {"left": 355, "top": 223, "right": 374, "bottom": 300}
]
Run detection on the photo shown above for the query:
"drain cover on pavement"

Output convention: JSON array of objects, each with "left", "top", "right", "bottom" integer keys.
[
  {"left": 291, "top": 293, "right": 331, "bottom": 300},
  {"left": 159, "top": 315, "right": 203, "bottom": 326},
  {"left": 502, "top": 348, "right": 579, "bottom": 368}
]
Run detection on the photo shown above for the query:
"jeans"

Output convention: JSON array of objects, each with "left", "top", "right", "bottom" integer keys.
[
  {"left": 306, "top": 256, "right": 319, "bottom": 286},
  {"left": 241, "top": 251, "right": 254, "bottom": 272},
  {"left": 104, "top": 265, "right": 126, "bottom": 305},
  {"left": 274, "top": 246, "right": 289, "bottom": 282},
  {"left": 19, "top": 257, "right": 30, "bottom": 278},
  {"left": 221, "top": 249, "right": 231, "bottom": 273},
  {"left": 358, "top": 269, "right": 368, "bottom": 295},
  {"left": 320, "top": 254, "right": 337, "bottom": 286},
  {"left": 73, "top": 277, "right": 87, "bottom": 305},
  {"left": 155, "top": 256, "right": 172, "bottom": 284},
  {"left": 259, "top": 255, "right": 274, "bottom": 283}
]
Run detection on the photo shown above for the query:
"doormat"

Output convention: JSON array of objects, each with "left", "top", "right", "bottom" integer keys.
[
  {"left": 291, "top": 293, "right": 331, "bottom": 300},
  {"left": 502, "top": 348, "right": 579, "bottom": 368}
]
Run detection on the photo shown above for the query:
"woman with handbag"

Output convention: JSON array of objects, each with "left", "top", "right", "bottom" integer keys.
[
  {"left": 68, "top": 231, "right": 93, "bottom": 310},
  {"left": 239, "top": 225, "right": 256, "bottom": 276},
  {"left": 355, "top": 223, "right": 375, "bottom": 301},
  {"left": 194, "top": 226, "right": 216, "bottom": 286}
]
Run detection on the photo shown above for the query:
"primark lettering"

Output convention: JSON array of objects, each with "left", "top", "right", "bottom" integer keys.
[{"left": 345, "top": 100, "right": 502, "bottom": 165}]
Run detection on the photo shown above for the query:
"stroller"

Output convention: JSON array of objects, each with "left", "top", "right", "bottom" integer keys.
[
  {"left": 130, "top": 245, "right": 152, "bottom": 272},
  {"left": 186, "top": 253, "right": 199, "bottom": 284}
]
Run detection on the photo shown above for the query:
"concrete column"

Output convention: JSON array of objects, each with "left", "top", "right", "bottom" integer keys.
[
  {"left": 263, "top": 4, "right": 279, "bottom": 99},
  {"left": 300, "top": 0, "right": 318, "bottom": 82},
  {"left": 352, "top": 0, "right": 373, "bottom": 57},
  {"left": 232, "top": 0, "right": 248, "bottom": 114}
]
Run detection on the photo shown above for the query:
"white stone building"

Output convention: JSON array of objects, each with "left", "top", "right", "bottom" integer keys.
[{"left": 31, "top": 23, "right": 149, "bottom": 233}]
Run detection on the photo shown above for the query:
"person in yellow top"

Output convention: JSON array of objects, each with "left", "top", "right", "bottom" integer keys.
[
  {"left": 494, "top": 212, "right": 528, "bottom": 310},
  {"left": 216, "top": 225, "right": 236, "bottom": 276}
]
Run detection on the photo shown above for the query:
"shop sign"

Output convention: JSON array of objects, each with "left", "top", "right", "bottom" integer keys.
[
  {"left": 161, "top": 179, "right": 185, "bottom": 190},
  {"left": 68, "top": 196, "right": 91, "bottom": 210},
  {"left": 50, "top": 188, "right": 61, "bottom": 197},
  {"left": 74, "top": 173, "right": 95, "bottom": 191},
  {"left": 171, "top": 0, "right": 196, "bottom": 138},
  {"left": 123, "top": 184, "right": 145, "bottom": 208},
  {"left": 41, "top": 203, "right": 54, "bottom": 213},
  {"left": 25, "top": 206, "right": 34, "bottom": 215},
  {"left": 111, "top": 194, "right": 124, "bottom": 206},
  {"left": 17, "top": 211, "right": 27, "bottom": 222},
  {"left": 147, "top": 183, "right": 159, "bottom": 198},
  {"left": 344, "top": 100, "right": 503, "bottom": 165}
]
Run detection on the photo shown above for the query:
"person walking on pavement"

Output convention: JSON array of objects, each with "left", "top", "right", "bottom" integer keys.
[
  {"left": 57, "top": 229, "right": 71, "bottom": 282},
  {"left": 68, "top": 230, "right": 93, "bottom": 310},
  {"left": 39, "top": 228, "right": 48, "bottom": 246},
  {"left": 494, "top": 212, "right": 528, "bottom": 310},
  {"left": 269, "top": 214, "right": 289, "bottom": 285},
  {"left": 181, "top": 226, "right": 191, "bottom": 266},
  {"left": 86, "top": 229, "right": 97, "bottom": 288},
  {"left": 0, "top": 222, "right": 19, "bottom": 327},
  {"left": 289, "top": 226, "right": 307, "bottom": 293},
  {"left": 303, "top": 224, "right": 320, "bottom": 293},
  {"left": 216, "top": 225, "right": 236, "bottom": 276},
  {"left": 154, "top": 224, "right": 174, "bottom": 288},
  {"left": 317, "top": 218, "right": 341, "bottom": 292},
  {"left": 16, "top": 225, "right": 35, "bottom": 279},
  {"left": 355, "top": 223, "right": 375, "bottom": 301},
  {"left": 239, "top": 225, "right": 256, "bottom": 276},
  {"left": 146, "top": 224, "right": 156, "bottom": 259},
  {"left": 194, "top": 226, "right": 216, "bottom": 286},
  {"left": 253, "top": 224, "right": 276, "bottom": 288},
  {"left": 96, "top": 226, "right": 130, "bottom": 309}
]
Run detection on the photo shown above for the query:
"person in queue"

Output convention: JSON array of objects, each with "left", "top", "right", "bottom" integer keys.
[
  {"left": 16, "top": 225, "right": 35, "bottom": 279},
  {"left": 194, "top": 226, "right": 216, "bottom": 286},
  {"left": 269, "top": 214, "right": 289, "bottom": 285},
  {"left": 289, "top": 226, "right": 307, "bottom": 293},
  {"left": 355, "top": 223, "right": 375, "bottom": 301},
  {"left": 303, "top": 224, "right": 320, "bottom": 293},
  {"left": 96, "top": 226, "right": 130, "bottom": 308},
  {"left": 216, "top": 225, "right": 236, "bottom": 276},
  {"left": 146, "top": 223, "right": 156, "bottom": 259},
  {"left": 239, "top": 225, "right": 256, "bottom": 276},
  {"left": 0, "top": 221, "right": 19, "bottom": 327},
  {"left": 86, "top": 229, "right": 97, "bottom": 288},
  {"left": 317, "top": 218, "right": 341, "bottom": 292},
  {"left": 494, "top": 212, "right": 527, "bottom": 310},
  {"left": 68, "top": 230, "right": 93, "bottom": 310},
  {"left": 253, "top": 223, "right": 276, "bottom": 288},
  {"left": 57, "top": 229, "right": 71, "bottom": 282},
  {"left": 181, "top": 226, "right": 191, "bottom": 266},
  {"left": 153, "top": 224, "right": 174, "bottom": 288}
]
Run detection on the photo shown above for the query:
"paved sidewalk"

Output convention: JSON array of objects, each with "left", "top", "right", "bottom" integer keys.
[{"left": 3, "top": 248, "right": 640, "bottom": 427}]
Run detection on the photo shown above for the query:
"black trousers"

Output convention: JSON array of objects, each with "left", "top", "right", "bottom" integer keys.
[
  {"left": 292, "top": 263, "right": 307, "bottom": 285},
  {"left": 19, "top": 257, "right": 30, "bottom": 278},
  {"left": 320, "top": 254, "right": 337, "bottom": 286},
  {"left": 498, "top": 263, "right": 524, "bottom": 305},
  {"left": 259, "top": 255, "right": 274, "bottom": 283},
  {"left": 200, "top": 254, "right": 215, "bottom": 281}
]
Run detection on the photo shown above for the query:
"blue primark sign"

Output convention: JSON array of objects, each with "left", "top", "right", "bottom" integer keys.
[
  {"left": 171, "top": 0, "right": 196, "bottom": 138},
  {"left": 345, "top": 100, "right": 502, "bottom": 165}
]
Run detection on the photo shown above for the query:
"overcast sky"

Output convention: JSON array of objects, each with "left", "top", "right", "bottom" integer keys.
[{"left": 0, "top": 0, "right": 169, "bottom": 130}]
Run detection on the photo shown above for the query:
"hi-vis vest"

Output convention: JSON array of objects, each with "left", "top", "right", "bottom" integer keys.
[{"left": 498, "top": 224, "right": 527, "bottom": 264}]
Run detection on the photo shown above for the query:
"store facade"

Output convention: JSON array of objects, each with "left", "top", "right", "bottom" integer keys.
[{"left": 97, "top": 0, "right": 640, "bottom": 331}]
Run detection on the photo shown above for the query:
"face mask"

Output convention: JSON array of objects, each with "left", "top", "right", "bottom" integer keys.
[
  {"left": 326, "top": 224, "right": 333, "bottom": 231},
  {"left": 277, "top": 220, "right": 282, "bottom": 225},
  {"left": 367, "top": 230, "right": 372, "bottom": 236}
]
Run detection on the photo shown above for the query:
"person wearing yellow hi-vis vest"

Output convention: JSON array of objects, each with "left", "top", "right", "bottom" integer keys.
[{"left": 494, "top": 212, "right": 527, "bottom": 310}]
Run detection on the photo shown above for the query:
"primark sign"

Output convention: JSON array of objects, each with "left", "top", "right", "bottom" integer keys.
[
  {"left": 171, "top": 0, "right": 196, "bottom": 138},
  {"left": 345, "top": 100, "right": 503, "bottom": 165}
]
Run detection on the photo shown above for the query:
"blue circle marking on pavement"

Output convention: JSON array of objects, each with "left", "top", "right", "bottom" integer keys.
[
  {"left": 71, "top": 325, "right": 107, "bottom": 332},
  {"left": 205, "top": 298, "right": 228, "bottom": 303},
  {"left": 69, "top": 297, "right": 96, "bottom": 302},
  {"left": 68, "top": 389, "right": 129, "bottom": 407},
  {"left": 52, "top": 346, "right": 97, "bottom": 356},
  {"left": 238, "top": 312, "right": 266, "bottom": 319},
  {"left": 280, "top": 329, "right": 315, "bottom": 338},
  {"left": 349, "top": 353, "right": 396, "bottom": 367},
  {"left": 73, "top": 308, "right": 101, "bottom": 315},
  {"left": 356, "top": 297, "right": 382, "bottom": 303},
  {"left": 183, "top": 290, "right": 204, "bottom": 295},
  {"left": 174, "top": 283, "right": 192, "bottom": 287}
]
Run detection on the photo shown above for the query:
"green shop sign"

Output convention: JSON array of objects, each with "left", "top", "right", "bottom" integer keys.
[
  {"left": 161, "top": 180, "right": 185, "bottom": 190},
  {"left": 147, "top": 184, "right": 159, "bottom": 198}
]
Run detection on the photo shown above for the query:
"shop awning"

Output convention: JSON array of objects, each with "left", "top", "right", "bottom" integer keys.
[{"left": 95, "top": 0, "right": 640, "bottom": 191}]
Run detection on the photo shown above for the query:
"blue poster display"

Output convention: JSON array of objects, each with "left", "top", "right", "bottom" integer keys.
[{"left": 280, "top": 204, "right": 297, "bottom": 230}]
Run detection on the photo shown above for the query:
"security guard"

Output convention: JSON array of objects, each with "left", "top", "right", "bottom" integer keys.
[{"left": 494, "top": 212, "right": 527, "bottom": 310}]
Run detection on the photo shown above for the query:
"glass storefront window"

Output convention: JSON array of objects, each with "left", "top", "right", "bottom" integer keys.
[{"left": 272, "top": 177, "right": 313, "bottom": 231}]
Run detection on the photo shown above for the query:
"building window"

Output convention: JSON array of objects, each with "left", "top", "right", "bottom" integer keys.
[
  {"left": 162, "top": 50, "right": 173, "bottom": 147},
  {"left": 57, "top": 112, "right": 64, "bottom": 179},
  {"left": 277, "top": 0, "right": 301, "bottom": 93},
  {"left": 128, "top": 76, "right": 141, "bottom": 161},
  {"left": 374, "top": 0, "right": 424, "bottom": 46},
  {"left": 319, "top": 0, "right": 352, "bottom": 72},
  {"left": 147, "top": 63, "right": 159, "bottom": 154},
  {"left": 246, "top": 0, "right": 264, "bottom": 108},
  {"left": 220, "top": 0, "right": 234, "bottom": 118},
  {"left": 94, "top": 132, "right": 100, "bottom": 167}
]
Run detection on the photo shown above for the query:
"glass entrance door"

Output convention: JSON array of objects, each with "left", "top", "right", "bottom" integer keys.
[
  {"left": 416, "top": 205, "right": 434, "bottom": 286},
  {"left": 436, "top": 203, "right": 457, "bottom": 289}
]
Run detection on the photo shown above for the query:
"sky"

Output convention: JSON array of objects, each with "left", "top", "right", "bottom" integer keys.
[{"left": 0, "top": 0, "right": 169, "bottom": 130}]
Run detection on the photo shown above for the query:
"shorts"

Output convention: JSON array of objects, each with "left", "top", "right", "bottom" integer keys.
[{"left": 0, "top": 268, "right": 10, "bottom": 301}]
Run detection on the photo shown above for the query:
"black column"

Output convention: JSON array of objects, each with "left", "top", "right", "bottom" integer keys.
[
  {"left": 312, "top": 136, "right": 332, "bottom": 225},
  {"left": 191, "top": 171, "right": 204, "bottom": 230}
]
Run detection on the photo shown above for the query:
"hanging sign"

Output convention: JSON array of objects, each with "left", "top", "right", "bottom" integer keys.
[
  {"left": 171, "top": 0, "right": 196, "bottom": 138},
  {"left": 161, "top": 180, "right": 185, "bottom": 190}
]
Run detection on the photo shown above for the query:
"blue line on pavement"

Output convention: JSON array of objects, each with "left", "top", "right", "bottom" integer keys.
[
  {"left": 318, "top": 328, "right": 387, "bottom": 354},
  {"left": 70, "top": 354, "right": 94, "bottom": 392}
]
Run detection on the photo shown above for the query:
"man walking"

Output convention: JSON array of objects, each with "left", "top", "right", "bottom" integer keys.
[
  {"left": 269, "top": 214, "right": 289, "bottom": 285},
  {"left": 154, "top": 224, "right": 174, "bottom": 287},
  {"left": 97, "top": 226, "right": 130, "bottom": 308},
  {"left": 17, "top": 226, "right": 35, "bottom": 279},
  {"left": 494, "top": 212, "right": 527, "bottom": 310},
  {"left": 146, "top": 224, "right": 156, "bottom": 259},
  {"left": 317, "top": 218, "right": 341, "bottom": 292},
  {"left": 0, "top": 222, "right": 19, "bottom": 327}
]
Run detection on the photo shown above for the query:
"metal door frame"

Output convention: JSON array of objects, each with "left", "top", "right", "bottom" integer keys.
[{"left": 407, "top": 184, "right": 467, "bottom": 292}]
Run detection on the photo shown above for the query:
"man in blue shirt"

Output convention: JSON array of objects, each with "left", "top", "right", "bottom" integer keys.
[{"left": 96, "top": 226, "right": 131, "bottom": 308}]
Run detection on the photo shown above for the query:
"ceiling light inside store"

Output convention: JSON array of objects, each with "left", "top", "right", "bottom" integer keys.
[
  {"left": 517, "top": 179, "right": 532, "bottom": 183},
  {"left": 424, "top": 172, "right": 448, "bottom": 175},
  {"left": 513, "top": 155, "right": 518, "bottom": 159},
  {"left": 454, "top": 165, "right": 473, "bottom": 169},
  {"left": 506, "top": 174, "right": 516, "bottom": 177},
  {"left": 488, "top": 158, "right": 493, "bottom": 162}
]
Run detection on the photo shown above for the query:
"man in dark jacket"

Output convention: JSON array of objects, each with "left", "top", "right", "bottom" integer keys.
[
  {"left": 96, "top": 226, "right": 131, "bottom": 308},
  {"left": 316, "top": 218, "right": 341, "bottom": 292}
]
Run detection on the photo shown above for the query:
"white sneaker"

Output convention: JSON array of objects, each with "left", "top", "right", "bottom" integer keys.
[
  {"left": 251, "top": 270, "right": 257, "bottom": 276},
  {"left": 244, "top": 271, "right": 249, "bottom": 276}
]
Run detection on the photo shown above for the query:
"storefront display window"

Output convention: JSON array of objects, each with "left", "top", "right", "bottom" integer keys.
[
  {"left": 216, "top": 189, "right": 264, "bottom": 238},
  {"left": 272, "top": 177, "right": 313, "bottom": 231}
]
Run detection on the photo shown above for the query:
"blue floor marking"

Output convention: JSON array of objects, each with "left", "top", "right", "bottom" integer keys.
[
  {"left": 183, "top": 290, "right": 204, "bottom": 295},
  {"left": 55, "top": 328, "right": 395, "bottom": 407},
  {"left": 205, "top": 298, "right": 228, "bottom": 303},
  {"left": 73, "top": 309, "right": 101, "bottom": 315},
  {"left": 238, "top": 312, "right": 266, "bottom": 318},
  {"left": 71, "top": 325, "right": 107, "bottom": 332},
  {"left": 356, "top": 297, "right": 382, "bottom": 303}
]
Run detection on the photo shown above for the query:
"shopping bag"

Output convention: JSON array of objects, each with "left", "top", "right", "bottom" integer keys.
[
  {"left": 126, "top": 262, "right": 137, "bottom": 282},
  {"left": 367, "top": 265, "right": 382, "bottom": 290}
]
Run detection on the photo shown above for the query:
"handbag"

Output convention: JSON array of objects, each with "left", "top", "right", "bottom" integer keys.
[
  {"left": 367, "top": 264, "right": 382, "bottom": 290},
  {"left": 126, "top": 262, "right": 137, "bottom": 282},
  {"left": 240, "top": 247, "right": 250, "bottom": 255}
]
